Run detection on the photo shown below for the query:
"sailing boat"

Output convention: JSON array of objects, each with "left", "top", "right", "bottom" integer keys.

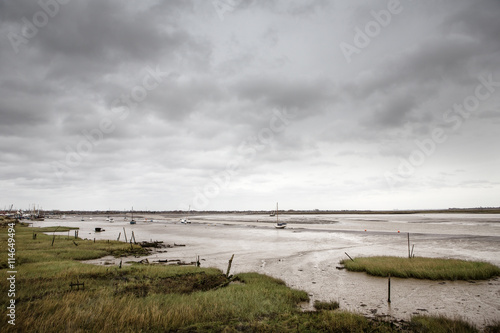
[
  {"left": 129, "top": 207, "right": 136, "bottom": 224},
  {"left": 180, "top": 205, "right": 191, "bottom": 224},
  {"left": 274, "top": 202, "right": 286, "bottom": 229}
]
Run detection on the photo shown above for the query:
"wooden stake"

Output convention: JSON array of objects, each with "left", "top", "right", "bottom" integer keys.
[
  {"left": 407, "top": 233, "right": 411, "bottom": 258},
  {"left": 132, "top": 231, "right": 136, "bottom": 244},
  {"left": 117, "top": 232, "right": 121, "bottom": 241},
  {"left": 123, "top": 228, "right": 127, "bottom": 243},
  {"left": 345, "top": 252, "right": 354, "bottom": 262},
  {"left": 226, "top": 254, "right": 235, "bottom": 277},
  {"left": 411, "top": 244, "right": 415, "bottom": 258},
  {"left": 388, "top": 274, "right": 391, "bottom": 303}
]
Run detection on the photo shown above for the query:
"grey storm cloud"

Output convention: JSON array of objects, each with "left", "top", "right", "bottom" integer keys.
[{"left": 1, "top": 0, "right": 499, "bottom": 211}]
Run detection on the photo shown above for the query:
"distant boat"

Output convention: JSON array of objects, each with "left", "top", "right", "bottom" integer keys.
[
  {"left": 180, "top": 205, "right": 191, "bottom": 224},
  {"left": 130, "top": 207, "right": 136, "bottom": 224},
  {"left": 95, "top": 227, "right": 104, "bottom": 232},
  {"left": 274, "top": 203, "right": 286, "bottom": 229}
]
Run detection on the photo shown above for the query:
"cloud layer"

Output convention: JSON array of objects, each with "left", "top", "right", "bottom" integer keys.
[{"left": 1, "top": 0, "right": 499, "bottom": 211}]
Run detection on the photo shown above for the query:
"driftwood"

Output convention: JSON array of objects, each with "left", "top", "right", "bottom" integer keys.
[{"left": 139, "top": 240, "right": 165, "bottom": 248}]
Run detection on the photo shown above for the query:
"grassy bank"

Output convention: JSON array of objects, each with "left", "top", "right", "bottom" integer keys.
[
  {"left": 340, "top": 256, "right": 500, "bottom": 280},
  {"left": 1, "top": 219, "right": 495, "bottom": 332}
]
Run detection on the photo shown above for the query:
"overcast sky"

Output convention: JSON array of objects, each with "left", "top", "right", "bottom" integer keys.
[{"left": 1, "top": 0, "right": 499, "bottom": 211}]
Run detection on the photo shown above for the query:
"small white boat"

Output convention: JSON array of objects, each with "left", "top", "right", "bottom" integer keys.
[
  {"left": 273, "top": 202, "right": 286, "bottom": 229},
  {"left": 180, "top": 206, "right": 191, "bottom": 224}
]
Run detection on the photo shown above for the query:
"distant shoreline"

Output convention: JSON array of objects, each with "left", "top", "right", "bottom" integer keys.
[{"left": 31, "top": 207, "right": 500, "bottom": 216}]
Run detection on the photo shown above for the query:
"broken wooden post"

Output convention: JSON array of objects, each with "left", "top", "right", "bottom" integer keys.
[
  {"left": 123, "top": 228, "right": 127, "bottom": 243},
  {"left": 117, "top": 232, "right": 121, "bottom": 241},
  {"left": 51, "top": 234, "right": 55, "bottom": 246},
  {"left": 196, "top": 255, "right": 200, "bottom": 267},
  {"left": 411, "top": 244, "right": 415, "bottom": 258},
  {"left": 226, "top": 254, "right": 235, "bottom": 277},
  {"left": 388, "top": 274, "right": 391, "bottom": 303},
  {"left": 72, "top": 240, "right": 78, "bottom": 246},
  {"left": 132, "top": 231, "right": 136, "bottom": 244},
  {"left": 345, "top": 252, "right": 354, "bottom": 262},
  {"left": 119, "top": 260, "right": 122, "bottom": 269}
]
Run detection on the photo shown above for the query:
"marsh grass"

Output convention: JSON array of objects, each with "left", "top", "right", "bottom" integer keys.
[
  {"left": 0, "top": 223, "right": 312, "bottom": 332},
  {"left": 341, "top": 256, "right": 500, "bottom": 280},
  {"left": 484, "top": 321, "right": 500, "bottom": 333},
  {"left": 410, "top": 315, "right": 479, "bottom": 333},
  {"left": 313, "top": 299, "right": 340, "bottom": 311}
]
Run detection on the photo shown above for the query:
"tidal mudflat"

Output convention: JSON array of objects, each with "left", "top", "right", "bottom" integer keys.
[{"left": 35, "top": 213, "right": 500, "bottom": 327}]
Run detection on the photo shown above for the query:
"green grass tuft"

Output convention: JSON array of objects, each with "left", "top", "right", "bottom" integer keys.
[
  {"left": 313, "top": 299, "right": 340, "bottom": 311},
  {"left": 340, "top": 256, "right": 500, "bottom": 280}
]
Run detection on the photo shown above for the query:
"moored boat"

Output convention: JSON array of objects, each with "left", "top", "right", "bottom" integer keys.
[
  {"left": 274, "top": 202, "right": 286, "bottom": 229},
  {"left": 130, "top": 207, "right": 136, "bottom": 224}
]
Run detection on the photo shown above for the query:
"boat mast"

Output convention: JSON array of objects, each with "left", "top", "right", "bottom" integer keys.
[{"left": 276, "top": 202, "right": 279, "bottom": 223}]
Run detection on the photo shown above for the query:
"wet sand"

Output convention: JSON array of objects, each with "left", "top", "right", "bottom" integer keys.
[{"left": 33, "top": 213, "right": 500, "bottom": 327}]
